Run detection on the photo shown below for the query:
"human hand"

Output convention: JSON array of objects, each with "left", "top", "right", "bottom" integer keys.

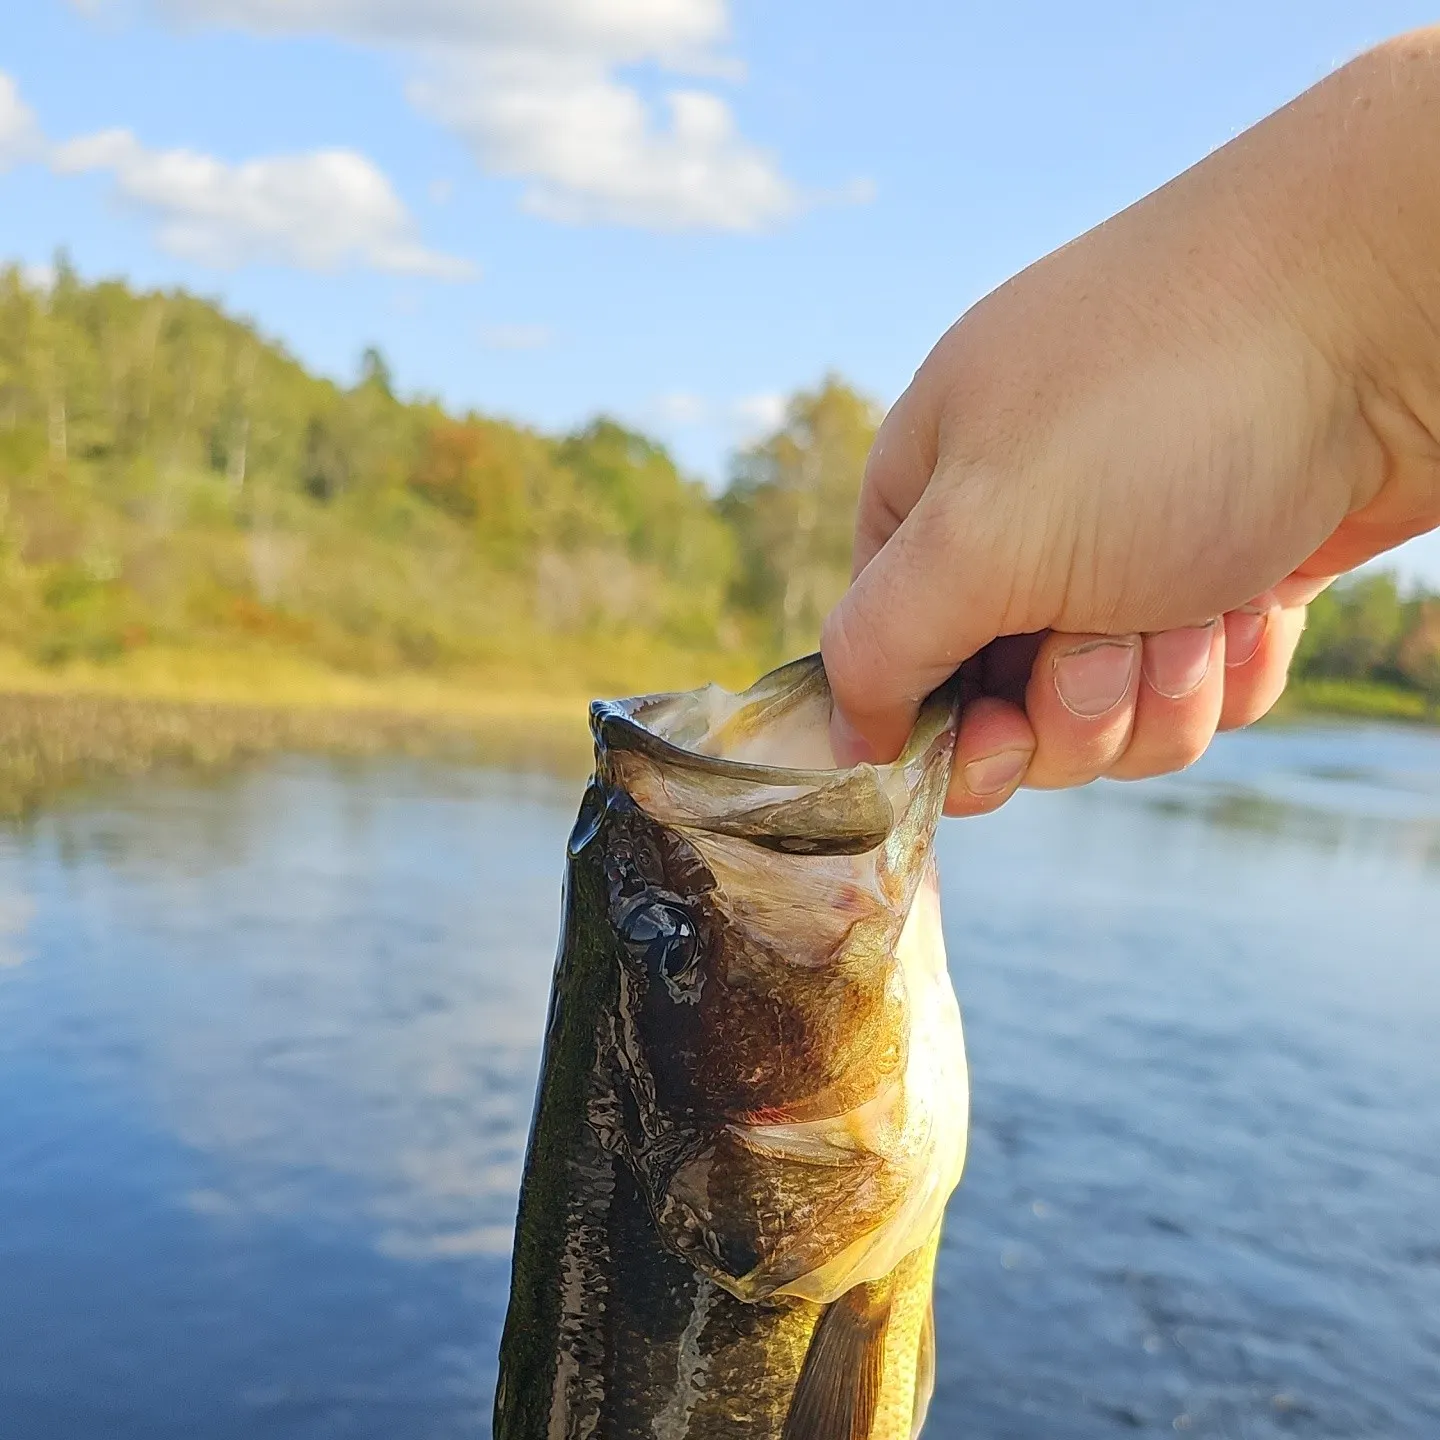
[{"left": 822, "top": 31, "right": 1440, "bottom": 814}]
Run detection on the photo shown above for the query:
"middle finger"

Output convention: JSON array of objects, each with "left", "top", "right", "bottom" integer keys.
[{"left": 1023, "top": 631, "right": 1142, "bottom": 789}]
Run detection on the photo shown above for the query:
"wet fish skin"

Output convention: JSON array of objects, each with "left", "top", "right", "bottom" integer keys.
[{"left": 494, "top": 656, "right": 967, "bottom": 1439}]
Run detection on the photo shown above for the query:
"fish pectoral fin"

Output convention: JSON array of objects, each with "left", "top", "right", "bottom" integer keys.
[
  {"left": 782, "top": 1278, "right": 894, "bottom": 1440},
  {"left": 911, "top": 1299, "right": 935, "bottom": 1439}
]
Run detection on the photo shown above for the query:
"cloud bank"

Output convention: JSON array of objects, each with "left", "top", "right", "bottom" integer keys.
[
  {"left": 53, "top": 129, "right": 472, "bottom": 276},
  {"left": 2, "top": 70, "right": 469, "bottom": 278},
  {"left": 153, "top": 0, "right": 728, "bottom": 57},
  {"left": 137, "top": 0, "right": 803, "bottom": 232},
  {"left": 0, "top": 72, "right": 42, "bottom": 170}
]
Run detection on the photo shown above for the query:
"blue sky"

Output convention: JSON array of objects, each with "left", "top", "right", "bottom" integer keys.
[{"left": 4, "top": 1, "right": 1440, "bottom": 583}]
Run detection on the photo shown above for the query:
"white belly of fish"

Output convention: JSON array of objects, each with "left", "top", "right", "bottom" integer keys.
[{"left": 734, "top": 865, "right": 969, "bottom": 1305}]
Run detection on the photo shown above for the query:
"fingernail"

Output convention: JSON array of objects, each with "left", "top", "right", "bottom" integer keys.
[
  {"left": 963, "top": 749, "right": 1031, "bottom": 796},
  {"left": 1224, "top": 607, "right": 1269, "bottom": 669},
  {"left": 1143, "top": 622, "right": 1218, "bottom": 699},
  {"left": 829, "top": 707, "right": 873, "bottom": 766},
  {"left": 1053, "top": 640, "right": 1138, "bottom": 718}
]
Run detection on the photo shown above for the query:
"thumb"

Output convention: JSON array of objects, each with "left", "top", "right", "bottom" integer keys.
[{"left": 821, "top": 477, "right": 1012, "bottom": 763}]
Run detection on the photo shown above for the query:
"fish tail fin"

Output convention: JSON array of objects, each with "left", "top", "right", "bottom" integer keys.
[{"left": 782, "top": 1278, "right": 894, "bottom": 1440}]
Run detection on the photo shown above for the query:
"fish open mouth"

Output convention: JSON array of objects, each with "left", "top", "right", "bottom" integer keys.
[
  {"left": 591, "top": 654, "right": 958, "bottom": 857},
  {"left": 592, "top": 652, "right": 956, "bottom": 780}
]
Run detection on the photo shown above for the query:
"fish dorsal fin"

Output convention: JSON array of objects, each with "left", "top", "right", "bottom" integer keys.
[
  {"left": 911, "top": 1299, "right": 936, "bottom": 1439},
  {"left": 782, "top": 1279, "right": 894, "bottom": 1440}
]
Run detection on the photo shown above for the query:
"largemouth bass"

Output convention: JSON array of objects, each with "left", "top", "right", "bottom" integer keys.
[{"left": 495, "top": 655, "right": 968, "bottom": 1439}]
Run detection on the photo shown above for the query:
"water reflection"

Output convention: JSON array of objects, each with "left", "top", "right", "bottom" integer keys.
[
  {"left": 0, "top": 727, "right": 1437, "bottom": 1436},
  {"left": 36, "top": 766, "right": 565, "bottom": 1255},
  {"left": 1130, "top": 721, "right": 1440, "bottom": 867}
]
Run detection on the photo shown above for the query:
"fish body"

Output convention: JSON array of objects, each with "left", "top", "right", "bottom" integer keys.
[{"left": 495, "top": 657, "right": 968, "bottom": 1439}]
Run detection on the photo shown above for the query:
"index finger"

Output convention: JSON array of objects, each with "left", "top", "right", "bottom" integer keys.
[
  {"left": 823, "top": 476, "right": 1009, "bottom": 764},
  {"left": 851, "top": 376, "right": 942, "bottom": 578}
]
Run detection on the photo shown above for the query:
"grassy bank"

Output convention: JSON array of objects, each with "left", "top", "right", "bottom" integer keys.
[
  {"left": 0, "top": 691, "right": 593, "bottom": 818},
  {"left": 0, "top": 639, "right": 768, "bottom": 722},
  {"left": 0, "top": 648, "right": 1435, "bottom": 819},
  {"left": 1277, "top": 676, "right": 1438, "bottom": 725},
  {"left": 0, "top": 647, "right": 608, "bottom": 817}
]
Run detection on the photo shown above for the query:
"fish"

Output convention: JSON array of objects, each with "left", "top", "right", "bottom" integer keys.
[{"left": 494, "top": 654, "right": 969, "bottom": 1440}]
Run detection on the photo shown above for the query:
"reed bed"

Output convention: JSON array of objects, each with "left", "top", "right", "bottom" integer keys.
[
  {"left": 1, "top": 666, "right": 1431, "bottom": 821},
  {"left": 0, "top": 690, "right": 594, "bottom": 817}
]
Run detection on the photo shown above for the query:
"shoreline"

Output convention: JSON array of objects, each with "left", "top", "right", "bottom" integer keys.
[
  {"left": 0, "top": 648, "right": 601, "bottom": 816},
  {"left": 0, "top": 654, "right": 1432, "bottom": 817},
  {"left": 1277, "top": 677, "right": 1438, "bottom": 725}
]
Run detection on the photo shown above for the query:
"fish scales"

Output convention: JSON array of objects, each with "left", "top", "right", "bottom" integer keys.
[{"left": 495, "top": 656, "right": 969, "bottom": 1439}]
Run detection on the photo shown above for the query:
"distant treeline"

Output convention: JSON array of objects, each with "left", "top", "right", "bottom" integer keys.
[
  {"left": 0, "top": 258, "right": 1436, "bottom": 706},
  {"left": 0, "top": 257, "right": 873, "bottom": 687},
  {"left": 1297, "top": 571, "right": 1440, "bottom": 704}
]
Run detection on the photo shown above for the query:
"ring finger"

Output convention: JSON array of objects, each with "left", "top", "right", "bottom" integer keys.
[{"left": 1108, "top": 621, "right": 1226, "bottom": 780}]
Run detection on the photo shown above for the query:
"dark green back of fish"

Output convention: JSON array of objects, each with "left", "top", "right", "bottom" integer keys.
[{"left": 493, "top": 806, "right": 823, "bottom": 1438}]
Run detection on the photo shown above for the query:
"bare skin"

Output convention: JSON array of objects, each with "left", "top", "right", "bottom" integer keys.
[{"left": 821, "top": 29, "right": 1440, "bottom": 815}]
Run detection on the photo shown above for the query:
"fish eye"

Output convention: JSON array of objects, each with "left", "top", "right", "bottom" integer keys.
[{"left": 617, "top": 899, "right": 700, "bottom": 985}]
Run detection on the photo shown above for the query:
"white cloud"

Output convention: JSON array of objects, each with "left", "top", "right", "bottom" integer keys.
[
  {"left": 732, "top": 390, "right": 786, "bottom": 436},
  {"left": 653, "top": 390, "right": 708, "bottom": 425},
  {"left": 21, "top": 261, "right": 56, "bottom": 292},
  {"left": 118, "top": 0, "right": 805, "bottom": 232},
  {"left": 412, "top": 54, "right": 796, "bottom": 231},
  {"left": 51, "top": 128, "right": 472, "bottom": 277},
  {"left": 0, "top": 72, "right": 42, "bottom": 170},
  {"left": 647, "top": 389, "right": 787, "bottom": 438},
  {"left": 2, "top": 66, "right": 467, "bottom": 278},
  {"left": 151, "top": 0, "right": 728, "bottom": 59},
  {"left": 479, "top": 322, "right": 552, "bottom": 351},
  {"left": 634, "top": 388, "right": 789, "bottom": 488}
]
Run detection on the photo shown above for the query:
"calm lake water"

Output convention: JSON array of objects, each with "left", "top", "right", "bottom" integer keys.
[{"left": 1, "top": 723, "right": 1438, "bottom": 1437}]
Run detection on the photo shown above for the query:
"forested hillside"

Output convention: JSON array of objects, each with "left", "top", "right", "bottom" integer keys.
[
  {"left": 0, "top": 258, "right": 1437, "bottom": 714},
  {"left": 0, "top": 258, "right": 872, "bottom": 695}
]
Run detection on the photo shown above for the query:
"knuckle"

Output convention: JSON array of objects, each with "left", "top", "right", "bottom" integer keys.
[
  {"left": 1116, "top": 724, "right": 1212, "bottom": 779},
  {"left": 1220, "top": 675, "right": 1287, "bottom": 732},
  {"left": 820, "top": 602, "right": 880, "bottom": 715},
  {"left": 943, "top": 782, "right": 1011, "bottom": 818},
  {"left": 1025, "top": 748, "right": 1113, "bottom": 791}
]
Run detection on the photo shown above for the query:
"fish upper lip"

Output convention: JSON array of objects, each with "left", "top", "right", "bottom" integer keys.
[
  {"left": 592, "top": 698, "right": 861, "bottom": 786},
  {"left": 592, "top": 680, "right": 958, "bottom": 789},
  {"left": 591, "top": 712, "right": 870, "bottom": 788},
  {"left": 587, "top": 696, "right": 956, "bottom": 789}
]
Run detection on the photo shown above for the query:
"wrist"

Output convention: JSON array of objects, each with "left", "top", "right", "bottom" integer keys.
[{"left": 1267, "top": 32, "right": 1440, "bottom": 519}]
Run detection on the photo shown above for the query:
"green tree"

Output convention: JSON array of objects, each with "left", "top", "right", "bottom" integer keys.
[
  {"left": 1296, "top": 572, "right": 1407, "bottom": 681},
  {"left": 358, "top": 345, "right": 394, "bottom": 398},
  {"left": 722, "top": 376, "right": 879, "bottom": 653},
  {"left": 0, "top": 260, "right": 870, "bottom": 681},
  {"left": 1397, "top": 598, "right": 1440, "bottom": 710}
]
